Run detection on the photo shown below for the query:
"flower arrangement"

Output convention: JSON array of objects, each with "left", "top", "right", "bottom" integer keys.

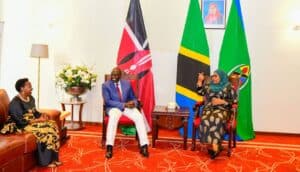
[{"left": 56, "top": 65, "right": 97, "bottom": 90}]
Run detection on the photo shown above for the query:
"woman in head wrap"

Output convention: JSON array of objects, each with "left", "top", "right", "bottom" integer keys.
[{"left": 196, "top": 70, "right": 238, "bottom": 159}]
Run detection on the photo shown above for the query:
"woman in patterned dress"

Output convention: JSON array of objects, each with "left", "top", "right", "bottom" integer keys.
[
  {"left": 197, "top": 70, "right": 238, "bottom": 159},
  {"left": 8, "top": 78, "right": 62, "bottom": 167}
]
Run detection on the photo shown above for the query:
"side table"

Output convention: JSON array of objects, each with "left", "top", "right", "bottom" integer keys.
[
  {"left": 152, "top": 105, "right": 189, "bottom": 150},
  {"left": 60, "top": 100, "right": 86, "bottom": 130}
]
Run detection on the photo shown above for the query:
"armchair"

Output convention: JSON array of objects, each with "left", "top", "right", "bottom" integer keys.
[
  {"left": 191, "top": 73, "right": 240, "bottom": 157},
  {"left": 101, "top": 73, "right": 140, "bottom": 148}
]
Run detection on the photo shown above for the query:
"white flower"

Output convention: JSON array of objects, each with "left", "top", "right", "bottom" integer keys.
[
  {"left": 65, "top": 69, "right": 73, "bottom": 78},
  {"left": 55, "top": 65, "right": 98, "bottom": 90}
]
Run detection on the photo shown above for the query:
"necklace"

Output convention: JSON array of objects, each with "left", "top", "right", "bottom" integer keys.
[{"left": 18, "top": 94, "right": 30, "bottom": 102}]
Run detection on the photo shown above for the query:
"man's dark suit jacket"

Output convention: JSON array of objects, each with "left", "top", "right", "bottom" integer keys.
[{"left": 102, "top": 79, "right": 137, "bottom": 114}]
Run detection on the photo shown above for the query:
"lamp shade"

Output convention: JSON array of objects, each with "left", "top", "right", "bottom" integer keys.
[{"left": 30, "top": 44, "right": 48, "bottom": 58}]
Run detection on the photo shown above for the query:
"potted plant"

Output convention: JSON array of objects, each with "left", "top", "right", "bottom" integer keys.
[{"left": 56, "top": 65, "right": 97, "bottom": 101}]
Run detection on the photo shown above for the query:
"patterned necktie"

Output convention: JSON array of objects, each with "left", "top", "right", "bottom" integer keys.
[{"left": 116, "top": 83, "right": 123, "bottom": 101}]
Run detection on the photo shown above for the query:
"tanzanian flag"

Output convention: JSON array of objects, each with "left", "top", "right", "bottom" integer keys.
[
  {"left": 176, "top": 0, "right": 210, "bottom": 137},
  {"left": 218, "top": 0, "right": 255, "bottom": 140}
]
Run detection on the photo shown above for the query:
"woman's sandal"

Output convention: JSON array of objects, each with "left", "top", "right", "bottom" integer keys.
[
  {"left": 54, "top": 161, "right": 63, "bottom": 166},
  {"left": 47, "top": 163, "right": 56, "bottom": 168},
  {"left": 210, "top": 144, "right": 224, "bottom": 159}
]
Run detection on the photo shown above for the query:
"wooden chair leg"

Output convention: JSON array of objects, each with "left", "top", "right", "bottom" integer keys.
[
  {"left": 155, "top": 125, "right": 159, "bottom": 141},
  {"left": 227, "top": 128, "right": 232, "bottom": 157},
  {"left": 233, "top": 128, "right": 236, "bottom": 148},
  {"left": 102, "top": 122, "right": 107, "bottom": 149},
  {"left": 191, "top": 124, "right": 196, "bottom": 151}
]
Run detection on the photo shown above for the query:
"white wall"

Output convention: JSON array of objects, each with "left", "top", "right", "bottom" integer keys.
[{"left": 1, "top": 0, "right": 300, "bottom": 133}]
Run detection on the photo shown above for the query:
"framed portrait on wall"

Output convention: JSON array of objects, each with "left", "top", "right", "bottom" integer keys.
[{"left": 201, "top": 0, "right": 226, "bottom": 29}]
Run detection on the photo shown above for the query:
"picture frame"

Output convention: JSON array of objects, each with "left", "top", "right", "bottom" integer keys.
[{"left": 201, "top": 0, "right": 226, "bottom": 29}]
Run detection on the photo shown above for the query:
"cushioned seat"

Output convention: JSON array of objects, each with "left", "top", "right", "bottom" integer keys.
[{"left": 10, "top": 133, "right": 37, "bottom": 153}]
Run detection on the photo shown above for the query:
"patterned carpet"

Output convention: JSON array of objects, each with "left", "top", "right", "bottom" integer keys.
[{"left": 31, "top": 125, "right": 300, "bottom": 172}]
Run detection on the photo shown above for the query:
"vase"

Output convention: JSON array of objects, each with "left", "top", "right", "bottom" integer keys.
[{"left": 65, "top": 86, "right": 87, "bottom": 101}]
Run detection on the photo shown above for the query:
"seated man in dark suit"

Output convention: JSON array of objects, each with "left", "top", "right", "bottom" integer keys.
[{"left": 102, "top": 67, "right": 149, "bottom": 159}]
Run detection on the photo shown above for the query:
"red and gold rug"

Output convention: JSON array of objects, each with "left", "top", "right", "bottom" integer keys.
[{"left": 32, "top": 125, "right": 300, "bottom": 172}]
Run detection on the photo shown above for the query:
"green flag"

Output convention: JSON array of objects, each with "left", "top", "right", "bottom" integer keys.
[
  {"left": 219, "top": 0, "right": 255, "bottom": 140},
  {"left": 176, "top": 0, "right": 210, "bottom": 137}
]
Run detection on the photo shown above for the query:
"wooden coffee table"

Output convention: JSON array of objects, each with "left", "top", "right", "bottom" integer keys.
[{"left": 151, "top": 105, "right": 189, "bottom": 149}]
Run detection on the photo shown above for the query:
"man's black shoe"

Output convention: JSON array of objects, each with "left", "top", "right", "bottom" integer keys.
[
  {"left": 207, "top": 149, "right": 214, "bottom": 157},
  {"left": 105, "top": 145, "right": 113, "bottom": 159},
  {"left": 140, "top": 144, "right": 149, "bottom": 157}
]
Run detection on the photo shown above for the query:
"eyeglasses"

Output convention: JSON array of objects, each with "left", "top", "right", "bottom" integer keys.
[{"left": 211, "top": 75, "right": 218, "bottom": 78}]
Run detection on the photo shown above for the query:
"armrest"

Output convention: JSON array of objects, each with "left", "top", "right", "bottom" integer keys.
[
  {"left": 60, "top": 111, "right": 71, "bottom": 120},
  {"left": 38, "top": 109, "right": 60, "bottom": 119},
  {"left": 38, "top": 109, "right": 69, "bottom": 144},
  {"left": 38, "top": 109, "right": 61, "bottom": 129}
]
